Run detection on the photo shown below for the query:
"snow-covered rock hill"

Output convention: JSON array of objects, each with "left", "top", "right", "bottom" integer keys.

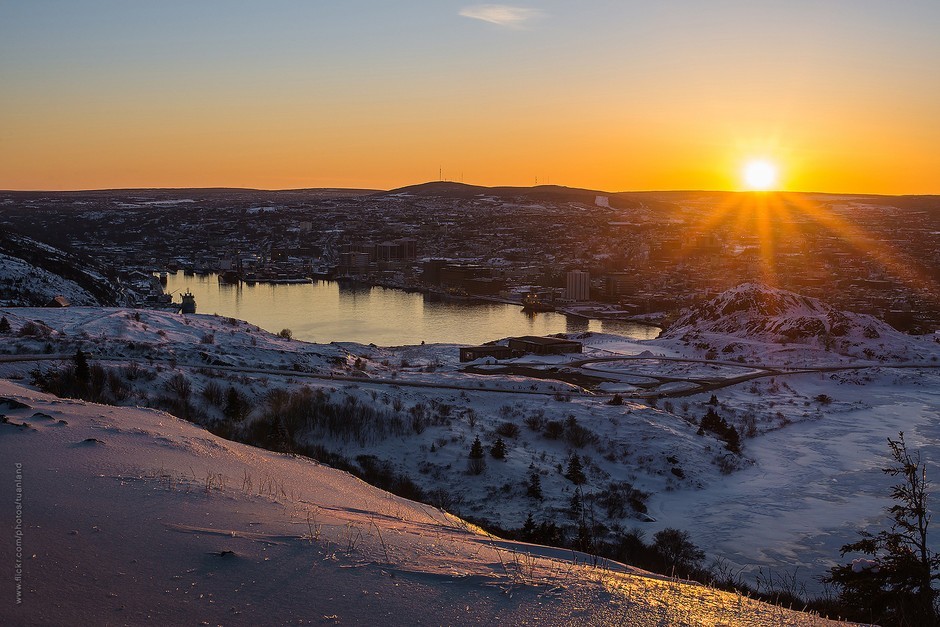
[
  {"left": 661, "top": 283, "right": 931, "bottom": 362},
  {"left": 0, "top": 380, "right": 843, "bottom": 625},
  {"left": 0, "top": 232, "right": 126, "bottom": 307}
]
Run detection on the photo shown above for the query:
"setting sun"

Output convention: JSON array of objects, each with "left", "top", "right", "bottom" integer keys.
[{"left": 742, "top": 160, "right": 779, "bottom": 191}]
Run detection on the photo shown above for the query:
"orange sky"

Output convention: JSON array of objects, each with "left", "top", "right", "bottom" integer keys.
[{"left": 2, "top": 2, "right": 939, "bottom": 194}]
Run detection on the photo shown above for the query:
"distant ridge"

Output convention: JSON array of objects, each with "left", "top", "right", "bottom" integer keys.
[
  {"left": 383, "top": 181, "right": 645, "bottom": 209},
  {"left": 0, "top": 187, "right": 382, "bottom": 198},
  {"left": 3, "top": 183, "right": 937, "bottom": 200}
]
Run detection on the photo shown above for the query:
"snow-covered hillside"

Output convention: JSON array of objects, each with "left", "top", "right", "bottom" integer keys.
[
  {"left": 0, "top": 232, "right": 127, "bottom": 307},
  {"left": 2, "top": 284, "right": 939, "bottom": 607},
  {"left": 660, "top": 282, "right": 931, "bottom": 363},
  {"left": 0, "top": 307, "right": 738, "bottom": 558},
  {"left": 0, "top": 380, "right": 842, "bottom": 625},
  {"left": 0, "top": 252, "right": 102, "bottom": 306}
]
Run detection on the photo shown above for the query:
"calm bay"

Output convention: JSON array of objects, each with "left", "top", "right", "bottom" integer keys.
[{"left": 163, "top": 272, "right": 659, "bottom": 346}]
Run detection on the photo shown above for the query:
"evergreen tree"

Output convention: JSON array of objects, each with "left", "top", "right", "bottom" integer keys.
[
  {"left": 73, "top": 349, "right": 90, "bottom": 385},
  {"left": 527, "top": 470, "right": 543, "bottom": 500},
  {"left": 565, "top": 453, "right": 587, "bottom": 485},
  {"left": 467, "top": 436, "right": 486, "bottom": 475},
  {"left": 490, "top": 437, "right": 507, "bottom": 459},
  {"left": 699, "top": 407, "right": 741, "bottom": 453},
  {"left": 569, "top": 489, "right": 583, "bottom": 519},
  {"left": 224, "top": 386, "right": 247, "bottom": 421},
  {"left": 521, "top": 513, "right": 536, "bottom": 541},
  {"left": 576, "top": 521, "right": 593, "bottom": 553},
  {"left": 0, "top": 316, "right": 10, "bottom": 334},
  {"left": 826, "top": 432, "right": 939, "bottom": 626}
]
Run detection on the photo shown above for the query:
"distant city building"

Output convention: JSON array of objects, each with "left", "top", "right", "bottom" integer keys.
[
  {"left": 340, "top": 242, "right": 377, "bottom": 262},
  {"left": 346, "top": 239, "right": 416, "bottom": 264},
  {"left": 566, "top": 270, "right": 590, "bottom": 301},
  {"left": 462, "top": 336, "right": 582, "bottom": 360},
  {"left": 422, "top": 259, "right": 449, "bottom": 284},
  {"left": 339, "top": 252, "right": 370, "bottom": 274},
  {"left": 398, "top": 238, "right": 417, "bottom": 260},
  {"left": 377, "top": 242, "right": 400, "bottom": 262},
  {"left": 605, "top": 272, "right": 639, "bottom": 300},
  {"left": 507, "top": 336, "right": 582, "bottom": 356},
  {"left": 459, "top": 344, "right": 513, "bottom": 362},
  {"left": 424, "top": 261, "right": 506, "bottom": 295}
]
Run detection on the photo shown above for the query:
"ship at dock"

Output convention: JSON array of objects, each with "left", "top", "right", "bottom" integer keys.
[
  {"left": 179, "top": 290, "right": 196, "bottom": 314},
  {"left": 521, "top": 292, "right": 555, "bottom": 313}
]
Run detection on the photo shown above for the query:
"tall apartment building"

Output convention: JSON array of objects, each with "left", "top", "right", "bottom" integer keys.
[{"left": 566, "top": 270, "right": 590, "bottom": 301}]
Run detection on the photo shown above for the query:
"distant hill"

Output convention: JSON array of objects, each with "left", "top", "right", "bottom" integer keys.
[
  {"left": 381, "top": 182, "right": 936, "bottom": 212},
  {"left": 383, "top": 181, "right": 645, "bottom": 209},
  {"left": 0, "top": 231, "right": 126, "bottom": 306}
]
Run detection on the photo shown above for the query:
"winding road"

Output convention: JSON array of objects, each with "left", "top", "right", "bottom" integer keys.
[{"left": 4, "top": 351, "right": 939, "bottom": 401}]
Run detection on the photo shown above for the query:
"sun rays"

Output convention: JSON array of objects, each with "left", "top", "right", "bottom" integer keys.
[{"left": 676, "top": 191, "right": 940, "bottom": 303}]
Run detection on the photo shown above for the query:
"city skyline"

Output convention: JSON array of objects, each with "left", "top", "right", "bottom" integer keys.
[{"left": 2, "top": 1, "right": 939, "bottom": 194}]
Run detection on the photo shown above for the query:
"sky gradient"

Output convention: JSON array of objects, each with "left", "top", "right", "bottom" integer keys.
[{"left": 2, "top": 1, "right": 939, "bottom": 193}]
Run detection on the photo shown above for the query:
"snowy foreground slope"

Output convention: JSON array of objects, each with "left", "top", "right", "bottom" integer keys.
[{"left": 0, "top": 381, "right": 843, "bottom": 626}]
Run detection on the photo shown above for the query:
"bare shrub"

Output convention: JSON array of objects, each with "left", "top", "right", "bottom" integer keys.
[
  {"left": 250, "top": 386, "right": 405, "bottom": 447},
  {"left": 597, "top": 481, "right": 649, "bottom": 518},
  {"left": 464, "top": 407, "right": 478, "bottom": 429},
  {"left": 106, "top": 370, "right": 131, "bottom": 402},
  {"left": 495, "top": 421, "right": 521, "bottom": 438},
  {"left": 18, "top": 320, "right": 52, "bottom": 338},
  {"left": 409, "top": 403, "right": 427, "bottom": 434},
  {"left": 201, "top": 380, "right": 225, "bottom": 407},
  {"left": 565, "top": 416, "right": 597, "bottom": 448},
  {"left": 123, "top": 361, "right": 142, "bottom": 381},
  {"left": 543, "top": 420, "right": 564, "bottom": 439},
  {"left": 164, "top": 373, "right": 192, "bottom": 401},
  {"left": 524, "top": 411, "right": 545, "bottom": 431}
]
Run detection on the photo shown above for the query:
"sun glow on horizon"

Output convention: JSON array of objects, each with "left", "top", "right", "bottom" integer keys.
[{"left": 742, "top": 159, "right": 779, "bottom": 191}]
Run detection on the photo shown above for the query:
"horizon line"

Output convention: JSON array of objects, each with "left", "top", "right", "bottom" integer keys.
[{"left": 1, "top": 181, "right": 937, "bottom": 198}]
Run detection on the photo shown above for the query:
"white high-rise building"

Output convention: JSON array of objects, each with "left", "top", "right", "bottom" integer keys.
[{"left": 566, "top": 270, "right": 590, "bottom": 301}]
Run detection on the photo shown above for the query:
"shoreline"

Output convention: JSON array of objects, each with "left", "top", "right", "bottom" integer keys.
[{"left": 157, "top": 270, "right": 665, "bottom": 333}]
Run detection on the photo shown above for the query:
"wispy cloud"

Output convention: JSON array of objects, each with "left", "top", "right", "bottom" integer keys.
[{"left": 459, "top": 5, "right": 543, "bottom": 29}]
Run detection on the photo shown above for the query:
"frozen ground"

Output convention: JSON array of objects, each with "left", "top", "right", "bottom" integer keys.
[
  {"left": 1, "top": 284, "right": 939, "bottom": 604},
  {"left": 0, "top": 381, "right": 843, "bottom": 625},
  {"left": 651, "top": 373, "right": 940, "bottom": 594}
]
